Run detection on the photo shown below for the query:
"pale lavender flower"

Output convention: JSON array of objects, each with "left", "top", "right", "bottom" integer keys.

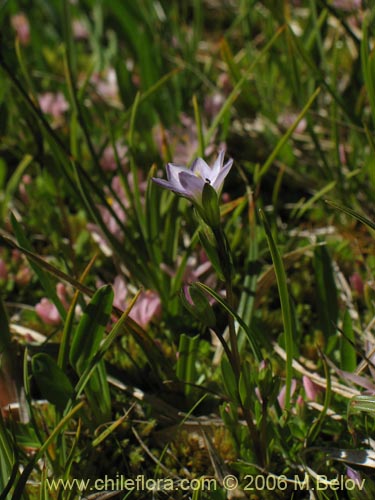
[
  {"left": 346, "top": 467, "right": 362, "bottom": 486},
  {"left": 152, "top": 151, "right": 233, "bottom": 207}
]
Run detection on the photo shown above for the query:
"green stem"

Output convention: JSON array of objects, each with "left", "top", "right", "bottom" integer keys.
[{"left": 213, "top": 226, "right": 265, "bottom": 466}]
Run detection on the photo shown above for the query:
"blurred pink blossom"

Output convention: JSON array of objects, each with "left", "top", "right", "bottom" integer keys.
[
  {"left": 72, "top": 19, "right": 89, "bottom": 40},
  {"left": 302, "top": 375, "right": 321, "bottom": 401},
  {"left": 0, "top": 259, "right": 8, "bottom": 281},
  {"left": 100, "top": 144, "right": 128, "bottom": 172},
  {"left": 91, "top": 68, "right": 120, "bottom": 105},
  {"left": 278, "top": 112, "right": 307, "bottom": 134},
  {"left": 35, "top": 299, "right": 61, "bottom": 325},
  {"left": 35, "top": 283, "right": 69, "bottom": 326},
  {"left": 88, "top": 173, "right": 147, "bottom": 254},
  {"left": 11, "top": 13, "right": 30, "bottom": 46},
  {"left": 277, "top": 379, "right": 297, "bottom": 409},
  {"left": 38, "top": 92, "right": 69, "bottom": 119},
  {"left": 113, "top": 276, "right": 161, "bottom": 328},
  {"left": 332, "top": 0, "right": 361, "bottom": 10}
]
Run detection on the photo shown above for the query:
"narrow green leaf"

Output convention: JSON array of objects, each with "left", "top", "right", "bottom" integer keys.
[
  {"left": 70, "top": 285, "right": 114, "bottom": 375},
  {"left": 221, "top": 357, "right": 238, "bottom": 402},
  {"left": 2, "top": 154, "right": 33, "bottom": 219},
  {"left": 257, "top": 87, "right": 321, "bottom": 181},
  {"left": 0, "top": 412, "right": 15, "bottom": 494},
  {"left": 313, "top": 244, "right": 338, "bottom": 350},
  {"left": 325, "top": 199, "right": 375, "bottom": 232},
  {"left": 32, "top": 353, "right": 73, "bottom": 412},
  {"left": 195, "top": 282, "right": 262, "bottom": 361},
  {"left": 340, "top": 310, "right": 356, "bottom": 372},
  {"left": 259, "top": 209, "right": 293, "bottom": 413},
  {"left": 176, "top": 334, "right": 200, "bottom": 397},
  {"left": 92, "top": 408, "right": 132, "bottom": 448}
]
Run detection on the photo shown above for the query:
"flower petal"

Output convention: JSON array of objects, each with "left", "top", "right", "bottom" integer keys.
[
  {"left": 152, "top": 177, "right": 190, "bottom": 197},
  {"left": 179, "top": 171, "right": 205, "bottom": 202},
  {"left": 190, "top": 158, "right": 212, "bottom": 180},
  {"left": 211, "top": 150, "right": 225, "bottom": 178},
  {"left": 166, "top": 163, "right": 189, "bottom": 185},
  {"left": 211, "top": 158, "right": 233, "bottom": 192}
]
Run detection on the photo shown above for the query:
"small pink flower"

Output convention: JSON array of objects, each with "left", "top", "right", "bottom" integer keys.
[
  {"left": 0, "top": 259, "right": 8, "bottom": 281},
  {"left": 11, "top": 13, "right": 30, "bottom": 46},
  {"left": 72, "top": 19, "right": 89, "bottom": 40},
  {"left": 35, "top": 299, "right": 61, "bottom": 325},
  {"left": 112, "top": 276, "right": 161, "bottom": 328},
  {"left": 302, "top": 375, "right": 321, "bottom": 401},
  {"left": 35, "top": 283, "right": 69, "bottom": 325},
  {"left": 277, "top": 379, "right": 297, "bottom": 409},
  {"left": 38, "top": 92, "right": 69, "bottom": 119},
  {"left": 130, "top": 290, "right": 162, "bottom": 329}
]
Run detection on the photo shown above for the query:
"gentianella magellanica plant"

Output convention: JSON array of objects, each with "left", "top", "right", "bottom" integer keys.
[{"left": 153, "top": 151, "right": 266, "bottom": 466}]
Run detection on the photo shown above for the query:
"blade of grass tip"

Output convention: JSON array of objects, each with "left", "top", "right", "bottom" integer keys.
[
  {"left": 205, "top": 25, "right": 286, "bottom": 146},
  {"left": 57, "top": 253, "right": 97, "bottom": 371},
  {"left": 192, "top": 94, "right": 205, "bottom": 157},
  {"left": 195, "top": 282, "right": 262, "bottom": 361},
  {"left": 325, "top": 200, "right": 375, "bottom": 232},
  {"left": 259, "top": 209, "right": 293, "bottom": 413},
  {"left": 119, "top": 68, "right": 180, "bottom": 126},
  {"left": 295, "top": 180, "right": 336, "bottom": 219},
  {"left": 10, "top": 213, "right": 67, "bottom": 320},
  {"left": 2, "top": 154, "right": 33, "bottom": 219},
  {"left": 256, "top": 87, "right": 321, "bottom": 182},
  {"left": 92, "top": 404, "right": 135, "bottom": 448},
  {"left": 11, "top": 401, "right": 84, "bottom": 499}
]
